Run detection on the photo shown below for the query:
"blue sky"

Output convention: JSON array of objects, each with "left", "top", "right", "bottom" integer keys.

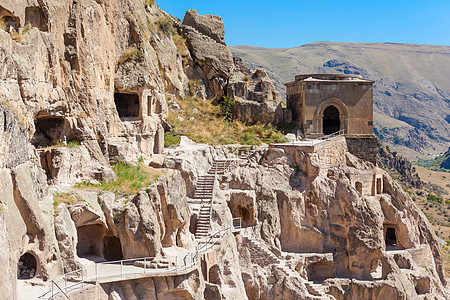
[{"left": 159, "top": 0, "right": 450, "bottom": 48}]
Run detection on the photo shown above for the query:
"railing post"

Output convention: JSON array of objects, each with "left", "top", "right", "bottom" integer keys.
[
  {"left": 95, "top": 263, "right": 98, "bottom": 282},
  {"left": 81, "top": 270, "right": 84, "bottom": 289},
  {"left": 121, "top": 260, "right": 123, "bottom": 277},
  {"left": 144, "top": 258, "right": 146, "bottom": 274},
  {"left": 52, "top": 281, "right": 54, "bottom": 298},
  {"left": 64, "top": 274, "right": 67, "bottom": 293}
]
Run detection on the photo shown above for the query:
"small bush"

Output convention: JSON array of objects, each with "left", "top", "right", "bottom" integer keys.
[
  {"left": 22, "top": 24, "right": 32, "bottom": 35},
  {"left": 164, "top": 131, "right": 181, "bottom": 147},
  {"left": 156, "top": 16, "right": 175, "bottom": 36},
  {"left": 427, "top": 193, "right": 442, "bottom": 203},
  {"left": 144, "top": 0, "right": 155, "bottom": 5},
  {"left": 220, "top": 92, "right": 235, "bottom": 121},
  {"left": 188, "top": 79, "right": 202, "bottom": 96},
  {"left": 118, "top": 47, "right": 143, "bottom": 64}
]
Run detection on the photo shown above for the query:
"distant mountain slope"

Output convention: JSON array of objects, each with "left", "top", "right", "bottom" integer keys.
[{"left": 230, "top": 42, "right": 450, "bottom": 158}]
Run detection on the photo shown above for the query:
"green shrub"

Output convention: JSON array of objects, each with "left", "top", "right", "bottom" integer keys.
[
  {"left": 427, "top": 193, "right": 442, "bottom": 203},
  {"left": 220, "top": 92, "right": 235, "bottom": 121},
  {"left": 156, "top": 17, "right": 175, "bottom": 36},
  {"left": 118, "top": 47, "right": 143, "bottom": 64},
  {"left": 164, "top": 131, "right": 181, "bottom": 147}
]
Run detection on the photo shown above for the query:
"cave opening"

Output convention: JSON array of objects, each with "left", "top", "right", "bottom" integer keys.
[
  {"left": 0, "top": 6, "right": 20, "bottom": 32},
  {"left": 102, "top": 236, "right": 123, "bottom": 261},
  {"left": 323, "top": 105, "right": 340, "bottom": 135},
  {"left": 18, "top": 252, "right": 37, "bottom": 279},
  {"left": 114, "top": 92, "right": 140, "bottom": 119},
  {"left": 306, "top": 261, "right": 335, "bottom": 283},
  {"left": 31, "top": 116, "right": 66, "bottom": 148},
  {"left": 25, "top": 6, "right": 48, "bottom": 31},
  {"left": 237, "top": 205, "right": 251, "bottom": 226},
  {"left": 385, "top": 227, "right": 397, "bottom": 247},
  {"left": 76, "top": 225, "right": 105, "bottom": 259}
]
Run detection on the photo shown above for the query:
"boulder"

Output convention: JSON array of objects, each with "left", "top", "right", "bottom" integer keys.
[{"left": 182, "top": 9, "right": 226, "bottom": 45}]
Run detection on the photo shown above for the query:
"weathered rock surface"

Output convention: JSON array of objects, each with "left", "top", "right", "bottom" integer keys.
[
  {"left": 229, "top": 62, "right": 282, "bottom": 124},
  {"left": 377, "top": 141, "right": 423, "bottom": 188},
  {"left": 216, "top": 140, "right": 447, "bottom": 299}
]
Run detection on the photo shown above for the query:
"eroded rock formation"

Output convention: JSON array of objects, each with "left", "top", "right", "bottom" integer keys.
[{"left": 0, "top": 1, "right": 447, "bottom": 299}]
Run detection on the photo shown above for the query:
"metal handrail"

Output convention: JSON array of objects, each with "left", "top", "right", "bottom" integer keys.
[
  {"left": 39, "top": 280, "right": 71, "bottom": 300},
  {"left": 39, "top": 217, "right": 242, "bottom": 299}
]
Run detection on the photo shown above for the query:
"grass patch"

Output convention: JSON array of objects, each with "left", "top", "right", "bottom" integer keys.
[
  {"left": 118, "top": 47, "right": 143, "bottom": 64},
  {"left": 144, "top": 0, "right": 155, "bottom": 5},
  {"left": 164, "top": 131, "right": 181, "bottom": 147},
  {"left": 173, "top": 34, "right": 189, "bottom": 56},
  {"left": 75, "top": 162, "right": 165, "bottom": 195},
  {"left": 53, "top": 192, "right": 80, "bottom": 208},
  {"left": 166, "top": 96, "right": 286, "bottom": 145}
]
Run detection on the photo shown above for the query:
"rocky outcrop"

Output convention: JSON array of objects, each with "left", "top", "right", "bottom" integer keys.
[
  {"left": 215, "top": 140, "right": 447, "bottom": 299},
  {"left": 173, "top": 10, "right": 281, "bottom": 123},
  {"left": 183, "top": 9, "right": 226, "bottom": 45},
  {"left": 229, "top": 60, "right": 282, "bottom": 124},
  {"left": 377, "top": 141, "right": 423, "bottom": 188},
  {"left": 0, "top": 105, "right": 63, "bottom": 298}
]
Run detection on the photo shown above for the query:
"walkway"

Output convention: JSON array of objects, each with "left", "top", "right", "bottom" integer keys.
[{"left": 39, "top": 147, "right": 253, "bottom": 299}]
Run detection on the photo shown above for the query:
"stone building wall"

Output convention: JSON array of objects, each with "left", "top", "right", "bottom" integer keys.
[
  {"left": 285, "top": 74, "right": 374, "bottom": 137},
  {"left": 346, "top": 136, "right": 378, "bottom": 164}
]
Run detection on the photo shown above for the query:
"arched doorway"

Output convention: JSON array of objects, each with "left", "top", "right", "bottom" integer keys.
[
  {"left": 323, "top": 105, "right": 340, "bottom": 135},
  {"left": 18, "top": 253, "right": 37, "bottom": 279},
  {"left": 103, "top": 236, "right": 123, "bottom": 261}
]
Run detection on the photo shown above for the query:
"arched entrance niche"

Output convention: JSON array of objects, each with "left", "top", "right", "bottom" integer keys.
[
  {"left": 323, "top": 106, "right": 340, "bottom": 135},
  {"left": 18, "top": 252, "right": 37, "bottom": 279},
  {"left": 313, "top": 98, "right": 349, "bottom": 135}
]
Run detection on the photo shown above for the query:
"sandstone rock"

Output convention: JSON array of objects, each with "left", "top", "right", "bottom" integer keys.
[
  {"left": 39, "top": 144, "right": 116, "bottom": 186},
  {"left": 54, "top": 204, "right": 82, "bottom": 273},
  {"left": 183, "top": 9, "right": 226, "bottom": 45},
  {"left": 228, "top": 68, "right": 282, "bottom": 124}
]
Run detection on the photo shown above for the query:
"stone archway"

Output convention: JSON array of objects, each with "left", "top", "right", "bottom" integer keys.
[
  {"left": 313, "top": 98, "right": 349, "bottom": 135},
  {"left": 323, "top": 105, "right": 340, "bottom": 135}
]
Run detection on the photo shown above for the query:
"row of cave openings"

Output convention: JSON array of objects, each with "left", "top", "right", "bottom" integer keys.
[
  {"left": 0, "top": 5, "right": 48, "bottom": 33},
  {"left": 31, "top": 91, "right": 161, "bottom": 148},
  {"left": 17, "top": 226, "right": 124, "bottom": 280}
]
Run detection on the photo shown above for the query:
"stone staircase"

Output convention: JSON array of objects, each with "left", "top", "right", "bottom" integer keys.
[
  {"left": 191, "top": 160, "right": 232, "bottom": 240},
  {"left": 242, "top": 236, "right": 334, "bottom": 300}
]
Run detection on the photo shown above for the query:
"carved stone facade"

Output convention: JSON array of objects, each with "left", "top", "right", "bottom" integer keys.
[{"left": 285, "top": 74, "right": 374, "bottom": 137}]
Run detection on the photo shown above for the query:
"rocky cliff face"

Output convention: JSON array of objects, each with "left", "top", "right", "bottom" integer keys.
[
  {"left": 162, "top": 138, "right": 447, "bottom": 299},
  {"left": 0, "top": 1, "right": 447, "bottom": 299},
  {"left": 377, "top": 141, "right": 423, "bottom": 188}
]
